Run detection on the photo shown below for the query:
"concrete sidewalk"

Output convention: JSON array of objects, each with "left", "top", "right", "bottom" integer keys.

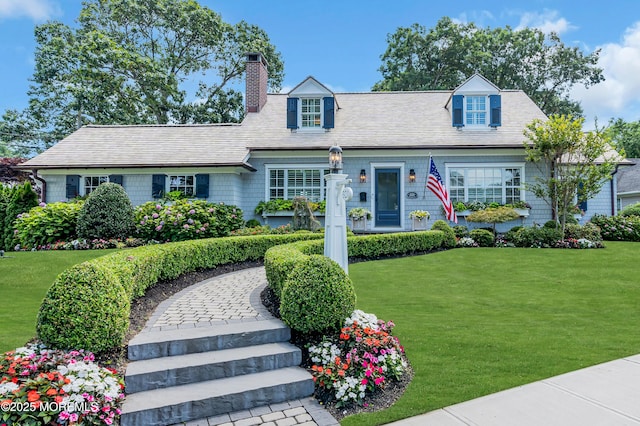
[{"left": 387, "top": 354, "right": 640, "bottom": 426}]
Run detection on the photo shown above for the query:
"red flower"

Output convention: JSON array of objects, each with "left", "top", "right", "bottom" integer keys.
[{"left": 27, "top": 390, "right": 40, "bottom": 402}]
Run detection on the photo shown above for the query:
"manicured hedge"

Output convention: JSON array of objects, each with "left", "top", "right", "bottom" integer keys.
[
  {"left": 37, "top": 233, "right": 323, "bottom": 352},
  {"left": 264, "top": 230, "right": 446, "bottom": 300}
]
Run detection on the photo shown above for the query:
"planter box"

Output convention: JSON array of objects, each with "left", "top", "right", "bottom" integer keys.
[
  {"left": 351, "top": 218, "right": 368, "bottom": 231},
  {"left": 515, "top": 208, "right": 530, "bottom": 217},
  {"left": 411, "top": 218, "right": 429, "bottom": 231}
]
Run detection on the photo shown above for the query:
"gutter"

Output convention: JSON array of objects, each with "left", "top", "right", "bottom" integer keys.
[
  {"left": 32, "top": 169, "right": 46, "bottom": 203},
  {"left": 611, "top": 164, "right": 620, "bottom": 216}
]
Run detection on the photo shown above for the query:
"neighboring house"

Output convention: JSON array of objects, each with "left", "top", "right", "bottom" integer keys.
[
  {"left": 17, "top": 53, "right": 619, "bottom": 232},
  {"left": 617, "top": 158, "right": 640, "bottom": 210}
]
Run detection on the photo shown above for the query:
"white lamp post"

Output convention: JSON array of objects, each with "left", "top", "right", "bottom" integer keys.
[{"left": 324, "top": 145, "right": 353, "bottom": 273}]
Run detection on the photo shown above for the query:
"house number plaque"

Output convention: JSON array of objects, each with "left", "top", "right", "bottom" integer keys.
[{"left": 406, "top": 192, "right": 418, "bottom": 199}]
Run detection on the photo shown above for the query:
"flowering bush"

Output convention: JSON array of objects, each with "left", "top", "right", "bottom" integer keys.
[
  {"left": 12, "top": 201, "right": 84, "bottom": 250},
  {"left": 457, "top": 236, "right": 478, "bottom": 247},
  {"left": 308, "top": 310, "right": 407, "bottom": 407},
  {"left": 0, "top": 344, "right": 125, "bottom": 425},
  {"left": 408, "top": 210, "right": 430, "bottom": 220},
  {"left": 135, "top": 199, "right": 244, "bottom": 242},
  {"left": 590, "top": 214, "right": 640, "bottom": 241},
  {"left": 554, "top": 238, "right": 604, "bottom": 249}
]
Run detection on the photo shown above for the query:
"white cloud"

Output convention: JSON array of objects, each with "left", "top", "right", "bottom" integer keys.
[
  {"left": 572, "top": 22, "right": 640, "bottom": 126},
  {"left": 0, "top": 0, "right": 59, "bottom": 21},
  {"left": 453, "top": 10, "right": 495, "bottom": 26},
  {"left": 515, "top": 9, "right": 576, "bottom": 35}
]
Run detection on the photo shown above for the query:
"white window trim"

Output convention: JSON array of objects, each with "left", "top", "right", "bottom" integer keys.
[
  {"left": 463, "top": 94, "right": 489, "bottom": 128},
  {"left": 167, "top": 174, "right": 196, "bottom": 197},
  {"left": 298, "top": 97, "right": 324, "bottom": 132},
  {"left": 445, "top": 162, "right": 526, "bottom": 204},
  {"left": 82, "top": 175, "right": 109, "bottom": 196},
  {"left": 264, "top": 164, "right": 329, "bottom": 201}
]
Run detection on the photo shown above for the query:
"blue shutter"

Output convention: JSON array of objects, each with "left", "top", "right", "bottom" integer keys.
[
  {"left": 286, "top": 98, "right": 298, "bottom": 129},
  {"left": 489, "top": 94, "right": 502, "bottom": 127},
  {"left": 195, "top": 174, "right": 210, "bottom": 198},
  {"left": 578, "top": 182, "right": 588, "bottom": 212},
  {"left": 109, "top": 175, "right": 123, "bottom": 186},
  {"left": 323, "top": 96, "right": 335, "bottom": 129},
  {"left": 65, "top": 175, "right": 80, "bottom": 199},
  {"left": 152, "top": 174, "right": 165, "bottom": 199},
  {"left": 452, "top": 95, "right": 464, "bottom": 127}
]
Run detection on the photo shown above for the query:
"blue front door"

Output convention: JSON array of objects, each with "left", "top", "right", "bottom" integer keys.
[{"left": 375, "top": 168, "right": 401, "bottom": 227}]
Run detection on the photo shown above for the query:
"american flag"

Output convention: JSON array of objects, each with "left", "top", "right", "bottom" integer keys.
[{"left": 427, "top": 157, "right": 457, "bottom": 223}]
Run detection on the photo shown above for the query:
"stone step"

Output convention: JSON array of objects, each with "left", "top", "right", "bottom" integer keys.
[
  {"left": 120, "top": 367, "right": 315, "bottom": 426},
  {"left": 125, "top": 342, "right": 302, "bottom": 394},
  {"left": 128, "top": 319, "right": 291, "bottom": 361}
]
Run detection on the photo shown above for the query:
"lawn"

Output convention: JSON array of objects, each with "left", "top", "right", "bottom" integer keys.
[
  {"left": 0, "top": 250, "right": 114, "bottom": 353},
  {"left": 344, "top": 241, "right": 640, "bottom": 426}
]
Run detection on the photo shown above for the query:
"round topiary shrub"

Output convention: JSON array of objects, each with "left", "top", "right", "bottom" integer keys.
[
  {"left": 431, "top": 219, "right": 457, "bottom": 248},
  {"left": 280, "top": 255, "right": 356, "bottom": 334},
  {"left": 37, "top": 262, "right": 130, "bottom": 353},
  {"left": 76, "top": 182, "right": 135, "bottom": 240},
  {"left": 469, "top": 228, "right": 495, "bottom": 247}
]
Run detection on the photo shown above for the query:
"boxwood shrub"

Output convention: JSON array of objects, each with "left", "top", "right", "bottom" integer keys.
[
  {"left": 430, "top": 220, "right": 457, "bottom": 248},
  {"left": 76, "top": 183, "right": 135, "bottom": 240},
  {"left": 37, "top": 233, "right": 323, "bottom": 352},
  {"left": 469, "top": 229, "right": 495, "bottom": 247},
  {"left": 280, "top": 255, "right": 356, "bottom": 334},
  {"left": 619, "top": 202, "right": 640, "bottom": 217},
  {"left": 37, "top": 262, "right": 130, "bottom": 352}
]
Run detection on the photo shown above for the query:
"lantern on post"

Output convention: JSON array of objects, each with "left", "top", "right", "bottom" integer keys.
[{"left": 329, "top": 145, "right": 343, "bottom": 173}]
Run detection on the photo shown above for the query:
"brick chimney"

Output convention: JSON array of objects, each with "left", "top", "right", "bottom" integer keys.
[{"left": 245, "top": 52, "right": 268, "bottom": 113}]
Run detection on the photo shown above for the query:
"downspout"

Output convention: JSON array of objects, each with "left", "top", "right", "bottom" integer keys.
[
  {"left": 32, "top": 169, "right": 46, "bottom": 204},
  {"left": 610, "top": 164, "right": 620, "bottom": 216}
]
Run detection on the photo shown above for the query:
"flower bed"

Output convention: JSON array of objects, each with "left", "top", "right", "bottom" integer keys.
[
  {"left": 0, "top": 344, "right": 124, "bottom": 425},
  {"left": 308, "top": 310, "right": 407, "bottom": 407}
]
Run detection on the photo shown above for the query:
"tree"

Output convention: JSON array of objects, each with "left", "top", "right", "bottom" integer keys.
[
  {"left": 523, "top": 115, "right": 619, "bottom": 236},
  {"left": 467, "top": 206, "right": 520, "bottom": 234},
  {"left": 1, "top": 0, "right": 284, "bottom": 154},
  {"left": 374, "top": 17, "right": 603, "bottom": 117},
  {"left": 606, "top": 118, "right": 640, "bottom": 158}
]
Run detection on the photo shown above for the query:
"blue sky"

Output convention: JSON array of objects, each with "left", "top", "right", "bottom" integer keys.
[{"left": 1, "top": 0, "right": 640, "bottom": 129}]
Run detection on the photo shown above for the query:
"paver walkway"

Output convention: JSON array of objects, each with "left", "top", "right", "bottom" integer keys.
[{"left": 132, "top": 267, "right": 339, "bottom": 426}]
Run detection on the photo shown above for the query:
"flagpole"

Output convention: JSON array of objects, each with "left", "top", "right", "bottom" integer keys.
[{"left": 423, "top": 153, "right": 432, "bottom": 199}]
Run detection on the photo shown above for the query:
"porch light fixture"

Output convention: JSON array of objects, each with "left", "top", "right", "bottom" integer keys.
[
  {"left": 329, "top": 145, "right": 343, "bottom": 173},
  {"left": 360, "top": 169, "right": 367, "bottom": 183},
  {"left": 409, "top": 169, "right": 416, "bottom": 183}
]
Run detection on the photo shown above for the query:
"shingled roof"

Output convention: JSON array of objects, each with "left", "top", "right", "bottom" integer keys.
[
  {"left": 20, "top": 88, "right": 547, "bottom": 170},
  {"left": 618, "top": 158, "right": 640, "bottom": 194}
]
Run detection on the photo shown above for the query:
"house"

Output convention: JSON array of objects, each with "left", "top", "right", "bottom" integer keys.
[
  {"left": 617, "top": 158, "right": 640, "bottom": 210},
  {"left": 17, "top": 53, "right": 619, "bottom": 232}
]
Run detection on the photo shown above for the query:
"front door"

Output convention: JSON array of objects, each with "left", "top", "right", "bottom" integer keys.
[{"left": 375, "top": 168, "right": 401, "bottom": 227}]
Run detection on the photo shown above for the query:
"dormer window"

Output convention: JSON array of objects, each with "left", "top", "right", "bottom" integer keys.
[
  {"left": 451, "top": 74, "right": 502, "bottom": 129},
  {"left": 286, "top": 76, "right": 336, "bottom": 131},
  {"left": 301, "top": 98, "right": 322, "bottom": 128}
]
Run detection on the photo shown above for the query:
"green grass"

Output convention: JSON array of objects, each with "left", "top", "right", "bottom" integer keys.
[
  {"left": 0, "top": 250, "right": 114, "bottom": 353},
  {"left": 344, "top": 242, "right": 640, "bottom": 426}
]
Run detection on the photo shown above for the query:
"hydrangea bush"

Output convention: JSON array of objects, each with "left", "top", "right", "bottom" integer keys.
[
  {"left": 0, "top": 344, "right": 124, "bottom": 425},
  {"left": 135, "top": 199, "right": 244, "bottom": 242},
  {"left": 308, "top": 310, "right": 407, "bottom": 407}
]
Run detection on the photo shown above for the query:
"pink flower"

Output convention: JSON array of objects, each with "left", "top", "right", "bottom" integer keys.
[
  {"left": 69, "top": 413, "right": 79, "bottom": 422},
  {"left": 188, "top": 209, "right": 196, "bottom": 215},
  {"left": 58, "top": 411, "right": 70, "bottom": 420},
  {"left": 183, "top": 224, "right": 190, "bottom": 229},
  {"left": 152, "top": 213, "right": 159, "bottom": 219},
  {"left": 105, "top": 418, "right": 113, "bottom": 425},
  {"left": 156, "top": 204, "right": 162, "bottom": 210},
  {"left": 374, "top": 377, "right": 385, "bottom": 386},
  {"left": 155, "top": 225, "right": 163, "bottom": 231},
  {"left": 361, "top": 378, "right": 368, "bottom": 385}
]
